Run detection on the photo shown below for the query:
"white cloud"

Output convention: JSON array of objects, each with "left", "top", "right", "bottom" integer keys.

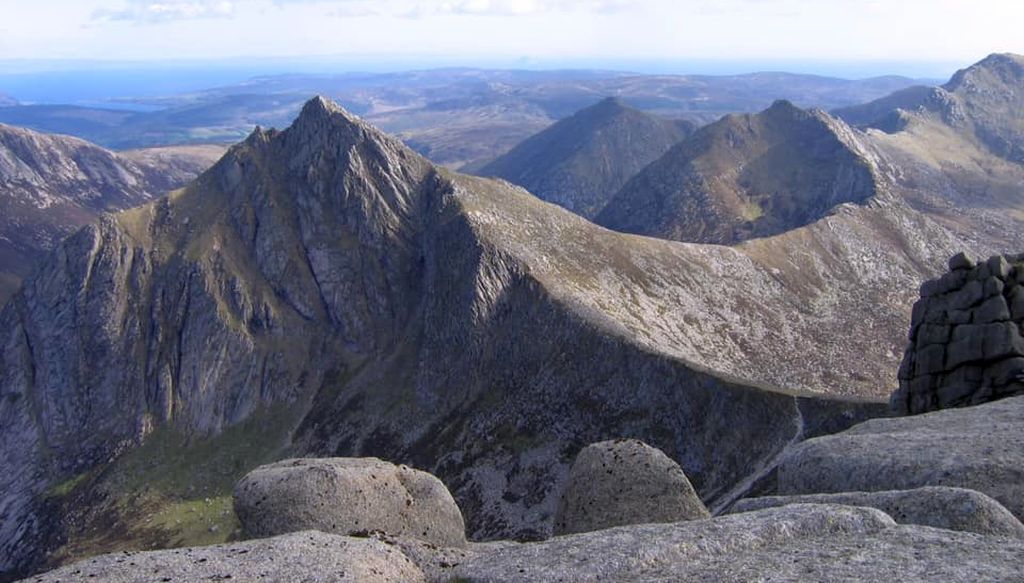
[{"left": 92, "top": 0, "right": 235, "bottom": 23}]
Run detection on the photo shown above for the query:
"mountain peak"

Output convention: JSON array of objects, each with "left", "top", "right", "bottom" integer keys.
[
  {"left": 764, "top": 99, "right": 804, "bottom": 117},
  {"left": 302, "top": 94, "right": 342, "bottom": 116},
  {"left": 288, "top": 95, "right": 368, "bottom": 136},
  {"left": 945, "top": 52, "right": 1024, "bottom": 91}
]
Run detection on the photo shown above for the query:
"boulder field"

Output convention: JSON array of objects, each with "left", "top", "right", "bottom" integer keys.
[{"left": 25, "top": 410, "right": 1024, "bottom": 582}]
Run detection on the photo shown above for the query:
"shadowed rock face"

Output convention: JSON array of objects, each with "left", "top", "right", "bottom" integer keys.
[
  {"left": 0, "top": 96, "right": 889, "bottom": 579},
  {"left": 0, "top": 124, "right": 223, "bottom": 304},
  {"left": 477, "top": 97, "right": 691, "bottom": 219},
  {"left": 892, "top": 253, "right": 1024, "bottom": 415},
  {"left": 596, "top": 100, "right": 880, "bottom": 244}
]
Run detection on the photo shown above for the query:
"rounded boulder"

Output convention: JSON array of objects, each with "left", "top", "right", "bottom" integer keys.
[
  {"left": 234, "top": 457, "right": 467, "bottom": 547},
  {"left": 553, "top": 439, "right": 709, "bottom": 535}
]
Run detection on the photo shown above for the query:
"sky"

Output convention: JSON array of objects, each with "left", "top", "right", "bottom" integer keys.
[{"left": 0, "top": 0, "right": 1022, "bottom": 78}]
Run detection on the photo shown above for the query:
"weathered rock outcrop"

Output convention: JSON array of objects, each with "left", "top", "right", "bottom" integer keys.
[
  {"left": 27, "top": 530, "right": 427, "bottom": 583},
  {"left": 452, "top": 504, "right": 1024, "bottom": 582},
  {"left": 730, "top": 486, "right": 1024, "bottom": 537},
  {"left": 0, "top": 124, "right": 222, "bottom": 304},
  {"left": 776, "top": 395, "right": 1024, "bottom": 521},
  {"left": 234, "top": 458, "right": 466, "bottom": 547},
  {"left": 892, "top": 253, "right": 1024, "bottom": 415},
  {"left": 553, "top": 439, "right": 708, "bottom": 535},
  {"left": 476, "top": 97, "right": 691, "bottom": 219}
]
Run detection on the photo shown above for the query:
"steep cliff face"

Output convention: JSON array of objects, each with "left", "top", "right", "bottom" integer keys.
[
  {"left": 0, "top": 97, "right": 891, "bottom": 579},
  {"left": 476, "top": 97, "right": 691, "bottom": 219},
  {"left": 0, "top": 124, "right": 223, "bottom": 304},
  {"left": 596, "top": 100, "right": 881, "bottom": 244}
]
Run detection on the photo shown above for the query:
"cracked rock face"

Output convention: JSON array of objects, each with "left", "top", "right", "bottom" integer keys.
[
  {"left": 553, "top": 439, "right": 708, "bottom": 535},
  {"left": 0, "top": 124, "right": 222, "bottom": 305},
  {"left": 892, "top": 253, "right": 1024, "bottom": 415},
  {"left": 234, "top": 458, "right": 467, "bottom": 547}
]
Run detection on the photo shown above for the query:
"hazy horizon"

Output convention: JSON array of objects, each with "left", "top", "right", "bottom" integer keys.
[
  {"left": 0, "top": 54, "right": 972, "bottom": 106},
  {"left": 3, "top": 1, "right": 1021, "bottom": 77}
]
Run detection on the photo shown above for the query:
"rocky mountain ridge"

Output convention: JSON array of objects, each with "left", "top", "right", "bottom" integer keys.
[
  {"left": 0, "top": 124, "right": 223, "bottom": 304},
  {"left": 0, "top": 96, "right": 893, "bottom": 580}
]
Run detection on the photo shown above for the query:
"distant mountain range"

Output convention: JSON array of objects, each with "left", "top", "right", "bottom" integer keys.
[
  {"left": 0, "top": 124, "right": 224, "bottom": 304},
  {"left": 0, "top": 68, "right": 930, "bottom": 168},
  {"left": 476, "top": 97, "right": 693, "bottom": 218}
]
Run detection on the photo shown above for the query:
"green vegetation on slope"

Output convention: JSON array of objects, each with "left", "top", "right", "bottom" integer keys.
[{"left": 42, "top": 403, "right": 306, "bottom": 569}]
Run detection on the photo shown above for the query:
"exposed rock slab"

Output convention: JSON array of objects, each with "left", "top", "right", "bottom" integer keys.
[
  {"left": 452, "top": 505, "right": 1024, "bottom": 582},
  {"left": 777, "top": 395, "right": 1024, "bottom": 520},
  {"left": 730, "top": 486, "right": 1024, "bottom": 537},
  {"left": 22, "top": 530, "right": 425, "bottom": 583},
  {"left": 553, "top": 439, "right": 708, "bottom": 535},
  {"left": 234, "top": 458, "right": 466, "bottom": 547}
]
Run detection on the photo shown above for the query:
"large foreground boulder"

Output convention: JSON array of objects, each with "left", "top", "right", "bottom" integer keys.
[
  {"left": 730, "top": 486, "right": 1024, "bottom": 537},
  {"left": 553, "top": 439, "right": 709, "bottom": 535},
  {"left": 452, "top": 504, "right": 1024, "bottom": 582},
  {"left": 777, "top": 395, "right": 1024, "bottom": 520},
  {"left": 234, "top": 458, "right": 466, "bottom": 547},
  {"left": 27, "top": 531, "right": 425, "bottom": 582}
]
